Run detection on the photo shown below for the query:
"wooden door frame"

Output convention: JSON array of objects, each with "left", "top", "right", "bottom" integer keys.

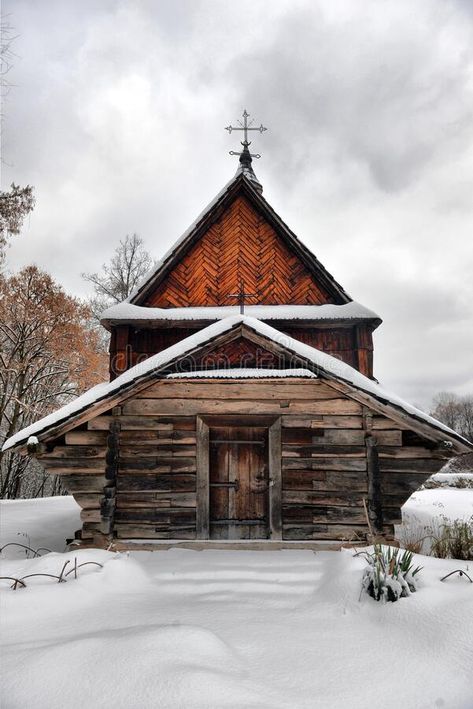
[{"left": 196, "top": 415, "right": 282, "bottom": 540}]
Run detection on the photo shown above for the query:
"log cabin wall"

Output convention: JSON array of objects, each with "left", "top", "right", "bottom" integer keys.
[
  {"left": 109, "top": 324, "right": 375, "bottom": 379},
  {"left": 35, "top": 379, "right": 452, "bottom": 547}
]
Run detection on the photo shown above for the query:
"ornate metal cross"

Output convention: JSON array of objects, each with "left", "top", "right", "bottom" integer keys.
[
  {"left": 225, "top": 109, "right": 267, "bottom": 160},
  {"left": 227, "top": 279, "right": 258, "bottom": 314}
]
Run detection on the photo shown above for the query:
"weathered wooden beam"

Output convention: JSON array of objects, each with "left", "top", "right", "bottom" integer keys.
[
  {"left": 365, "top": 434, "right": 383, "bottom": 535},
  {"left": 88, "top": 416, "right": 195, "bottom": 431},
  {"left": 122, "top": 398, "right": 362, "bottom": 416},
  {"left": 282, "top": 524, "right": 373, "bottom": 541},
  {"left": 282, "top": 428, "right": 402, "bottom": 446},
  {"left": 61, "top": 475, "right": 107, "bottom": 493},
  {"left": 36, "top": 458, "right": 106, "bottom": 473},
  {"left": 117, "top": 473, "right": 196, "bottom": 493},
  {"left": 65, "top": 431, "right": 108, "bottom": 445},
  {"left": 41, "top": 445, "right": 106, "bottom": 459},
  {"left": 119, "top": 430, "right": 196, "bottom": 444},
  {"left": 119, "top": 444, "right": 196, "bottom": 457},
  {"left": 72, "top": 493, "right": 101, "bottom": 508},
  {"left": 282, "top": 444, "right": 366, "bottom": 457},
  {"left": 100, "top": 407, "right": 120, "bottom": 536},
  {"left": 196, "top": 417, "right": 210, "bottom": 540},
  {"left": 282, "top": 490, "right": 364, "bottom": 506},
  {"left": 283, "top": 505, "right": 368, "bottom": 524},
  {"left": 119, "top": 458, "right": 196, "bottom": 473},
  {"left": 114, "top": 525, "right": 197, "bottom": 540},
  {"left": 137, "top": 380, "right": 338, "bottom": 401},
  {"left": 282, "top": 469, "right": 368, "bottom": 492},
  {"left": 282, "top": 458, "right": 367, "bottom": 471},
  {"left": 80, "top": 508, "right": 101, "bottom": 523},
  {"left": 114, "top": 508, "right": 196, "bottom": 524},
  {"left": 116, "top": 492, "right": 197, "bottom": 508},
  {"left": 269, "top": 418, "right": 282, "bottom": 540}
]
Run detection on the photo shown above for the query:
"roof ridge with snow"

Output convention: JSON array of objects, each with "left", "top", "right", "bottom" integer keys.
[{"left": 100, "top": 301, "right": 381, "bottom": 327}]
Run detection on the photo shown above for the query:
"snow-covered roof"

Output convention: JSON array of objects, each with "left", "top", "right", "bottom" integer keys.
[
  {"left": 3, "top": 315, "right": 470, "bottom": 452},
  {"left": 167, "top": 368, "right": 317, "bottom": 379},
  {"left": 126, "top": 171, "right": 245, "bottom": 304},
  {"left": 127, "top": 170, "right": 351, "bottom": 305},
  {"left": 100, "top": 301, "right": 381, "bottom": 327}
]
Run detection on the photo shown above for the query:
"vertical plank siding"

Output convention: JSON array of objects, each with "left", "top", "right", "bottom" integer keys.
[{"left": 35, "top": 379, "right": 452, "bottom": 546}]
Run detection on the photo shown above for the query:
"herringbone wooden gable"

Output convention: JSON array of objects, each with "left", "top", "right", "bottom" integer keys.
[{"left": 145, "top": 195, "right": 337, "bottom": 308}]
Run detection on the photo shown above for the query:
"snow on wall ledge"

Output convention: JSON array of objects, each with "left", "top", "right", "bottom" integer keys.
[
  {"left": 167, "top": 368, "right": 318, "bottom": 379},
  {"left": 2, "top": 315, "right": 469, "bottom": 452},
  {"left": 100, "top": 301, "right": 381, "bottom": 325}
]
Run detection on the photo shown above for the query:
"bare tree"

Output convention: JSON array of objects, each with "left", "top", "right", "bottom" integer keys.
[
  {"left": 430, "top": 392, "right": 473, "bottom": 442},
  {"left": 0, "top": 183, "right": 35, "bottom": 265},
  {"left": 0, "top": 266, "right": 108, "bottom": 498},
  {"left": 1, "top": 13, "right": 17, "bottom": 115},
  {"left": 82, "top": 233, "right": 153, "bottom": 319},
  {"left": 0, "top": 17, "right": 35, "bottom": 265}
]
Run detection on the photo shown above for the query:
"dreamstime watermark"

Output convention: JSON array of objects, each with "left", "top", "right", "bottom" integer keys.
[{"left": 109, "top": 338, "right": 352, "bottom": 380}]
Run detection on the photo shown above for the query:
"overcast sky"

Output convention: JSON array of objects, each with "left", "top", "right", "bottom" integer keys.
[{"left": 2, "top": 0, "right": 473, "bottom": 409}]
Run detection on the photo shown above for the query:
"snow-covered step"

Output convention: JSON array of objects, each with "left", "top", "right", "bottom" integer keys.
[{"left": 145, "top": 550, "right": 324, "bottom": 603}]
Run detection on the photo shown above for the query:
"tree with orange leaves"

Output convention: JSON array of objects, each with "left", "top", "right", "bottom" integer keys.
[{"left": 0, "top": 265, "right": 108, "bottom": 498}]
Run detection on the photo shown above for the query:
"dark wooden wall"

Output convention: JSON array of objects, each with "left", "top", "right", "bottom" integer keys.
[
  {"left": 109, "top": 323, "right": 375, "bottom": 380},
  {"left": 35, "top": 379, "right": 450, "bottom": 547}
]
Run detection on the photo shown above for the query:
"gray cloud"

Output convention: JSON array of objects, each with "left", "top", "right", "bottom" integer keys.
[{"left": 3, "top": 0, "right": 473, "bottom": 410}]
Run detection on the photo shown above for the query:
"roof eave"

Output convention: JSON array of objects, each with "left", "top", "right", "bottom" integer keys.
[
  {"left": 100, "top": 315, "right": 382, "bottom": 333},
  {"left": 6, "top": 315, "right": 467, "bottom": 454}
]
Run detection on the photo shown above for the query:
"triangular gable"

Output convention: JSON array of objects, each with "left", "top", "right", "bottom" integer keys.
[
  {"left": 3, "top": 315, "right": 471, "bottom": 453},
  {"left": 129, "top": 173, "right": 351, "bottom": 307},
  {"left": 191, "top": 336, "right": 290, "bottom": 370}
]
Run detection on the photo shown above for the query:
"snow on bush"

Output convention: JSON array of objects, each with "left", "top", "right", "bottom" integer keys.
[
  {"left": 398, "top": 485, "right": 473, "bottom": 554},
  {"left": 358, "top": 545, "right": 422, "bottom": 603}
]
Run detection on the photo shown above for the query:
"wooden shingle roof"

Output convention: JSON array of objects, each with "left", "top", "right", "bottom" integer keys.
[{"left": 128, "top": 171, "right": 352, "bottom": 307}]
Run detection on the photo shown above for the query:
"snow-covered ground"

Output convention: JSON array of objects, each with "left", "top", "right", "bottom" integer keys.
[
  {"left": 0, "top": 496, "right": 81, "bottom": 558},
  {"left": 1, "top": 496, "right": 473, "bottom": 709}
]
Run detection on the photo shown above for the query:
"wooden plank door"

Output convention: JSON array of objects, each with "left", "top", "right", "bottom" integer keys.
[{"left": 209, "top": 426, "right": 269, "bottom": 539}]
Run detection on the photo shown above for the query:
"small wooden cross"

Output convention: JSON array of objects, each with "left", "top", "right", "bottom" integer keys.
[{"left": 227, "top": 279, "right": 258, "bottom": 314}]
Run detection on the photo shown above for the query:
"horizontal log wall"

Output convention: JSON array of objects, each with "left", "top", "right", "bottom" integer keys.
[
  {"left": 37, "top": 427, "right": 108, "bottom": 541},
  {"left": 36, "top": 379, "right": 452, "bottom": 545}
]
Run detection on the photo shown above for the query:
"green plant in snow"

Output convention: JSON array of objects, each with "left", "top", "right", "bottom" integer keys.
[{"left": 358, "top": 545, "right": 423, "bottom": 603}]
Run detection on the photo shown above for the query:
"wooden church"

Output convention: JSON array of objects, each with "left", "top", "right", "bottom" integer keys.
[{"left": 3, "top": 112, "right": 471, "bottom": 548}]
